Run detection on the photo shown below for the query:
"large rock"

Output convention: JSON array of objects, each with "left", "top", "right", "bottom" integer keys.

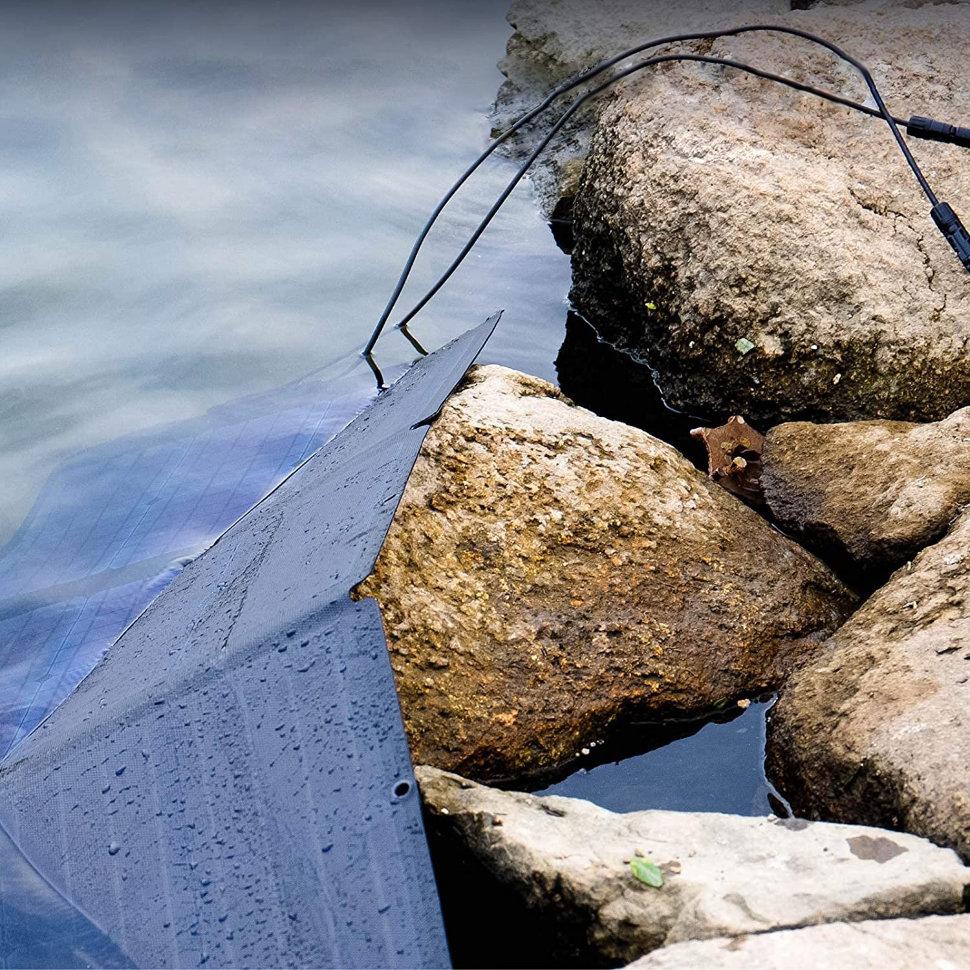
[
  {"left": 568, "top": 2, "right": 970, "bottom": 425},
  {"left": 762, "top": 406, "right": 970, "bottom": 582},
  {"left": 626, "top": 915, "right": 970, "bottom": 970},
  {"left": 496, "top": 0, "right": 963, "bottom": 210},
  {"left": 768, "top": 509, "right": 970, "bottom": 859},
  {"left": 357, "top": 366, "right": 852, "bottom": 781},
  {"left": 417, "top": 766, "right": 970, "bottom": 967}
]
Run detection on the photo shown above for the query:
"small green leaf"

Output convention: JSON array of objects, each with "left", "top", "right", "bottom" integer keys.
[
  {"left": 735, "top": 337, "right": 756, "bottom": 355},
  {"left": 629, "top": 856, "right": 664, "bottom": 888},
  {"left": 645, "top": 302, "right": 657, "bottom": 311}
]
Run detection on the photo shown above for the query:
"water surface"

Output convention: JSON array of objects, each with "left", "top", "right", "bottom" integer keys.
[
  {"left": 0, "top": 0, "right": 777, "bottom": 819},
  {"left": 0, "top": 0, "right": 571, "bottom": 546},
  {"left": 538, "top": 700, "right": 780, "bottom": 816}
]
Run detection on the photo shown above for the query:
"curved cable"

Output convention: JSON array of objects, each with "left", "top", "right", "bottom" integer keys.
[
  {"left": 389, "top": 51, "right": 914, "bottom": 336},
  {"left": 363, "top": 23, "right": 927, "bottom": 356}
]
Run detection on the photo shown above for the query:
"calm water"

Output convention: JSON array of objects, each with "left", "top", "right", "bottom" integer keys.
[
  {"left": 538, "top": 700, "right": 781, "bottom": 816},
  {"left": 0, "top": 0, "right": 571, "bottom": 547}
]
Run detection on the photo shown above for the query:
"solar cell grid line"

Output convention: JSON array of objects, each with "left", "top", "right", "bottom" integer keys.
[
  {"left": 3, "top": 599, "right": 88, "bottom": 752},
  {"left": 166, "top": 404, "right": 313, "bottom": 561},
  {"left": 9, "top": 585, "right": 138, "bottom": 750},
  {"left": 11, "top": 596, "right": 92, "bottom": 742},
  {"left": 96, "top": 436, "right": 202, "bottom": 576},
  {"left": 102, "top": 419, "right": 249, "bottom": 574}
]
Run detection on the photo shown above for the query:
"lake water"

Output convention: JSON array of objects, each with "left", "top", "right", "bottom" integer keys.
[
  {"left": 0, "top": 0, "right": 571, "bottom": 548},
  {"left": 538, "top": 699, "right": 783, "bottom": 816}
]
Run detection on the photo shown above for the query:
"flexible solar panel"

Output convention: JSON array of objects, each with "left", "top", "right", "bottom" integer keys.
[
  {"left": 0, "top": 821, "right": 133, "bottom": 970},
  {"left": 0, "top": 317, "right": 497, "bottom": 969},
  {"left": 0, "top": 364, "right": 388, "bottom": 757}
]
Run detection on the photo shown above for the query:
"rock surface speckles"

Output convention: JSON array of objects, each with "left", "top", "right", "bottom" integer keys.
[
  {"left": 417, "top": 766, "right": 970, "bottom": 967},
  {"left": 495, "top": 0, "right": 791, "bottom": 213},
  {"left": 768, "top": 509, "right": 970, "bottom": 860},
  {"left": 504, "top": 1, "right": 970, "bottom": 424},
  {"left": 357, "top": 365, "right": 854, "bottom": 781}
]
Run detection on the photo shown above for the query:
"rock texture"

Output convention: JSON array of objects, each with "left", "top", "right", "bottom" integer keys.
[
  {"left": 762, "top": 406, "right": 970, "bottom": 581},
  {"left": 565, "top": 2, "right": 970, "bottom": 424},
  {"left": 357, "top": 366, "right": 852, "bottom": 781},
  {"left": 626, "top": 914, "right": 970, "bottom": 970},
  {"left": 495, "top": 0, "right": 791, "bottom": 213},
  {"left": 496, "top": 0, "right": 966, "bottom": 209},
  {"left": 417, "top": 766, "right": 970, "bottom": 967},
  {"left": 769, "top": 509, "right": 970, "bottom": 860}
]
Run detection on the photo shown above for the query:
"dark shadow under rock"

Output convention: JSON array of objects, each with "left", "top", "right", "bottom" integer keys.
[{"left": 555, "top": 311, "right": 708, "bottom": 466}]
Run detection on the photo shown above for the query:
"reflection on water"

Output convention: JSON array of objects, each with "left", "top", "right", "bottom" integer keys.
[
  {"left": 0, "top": 0, "right": 571, "bottom": 546},
  {"left": 537, "top": 700, "right": 781, "bottom": 816},
  {"left": 0, "top": 0, "right": 570, "bottom": 755}
]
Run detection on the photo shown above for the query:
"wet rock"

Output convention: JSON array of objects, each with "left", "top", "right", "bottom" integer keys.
[
  {"left": 768, "top": 509, "right": 970, "bottom": 860},
  {"left": 554, "top": 310, "right": 706, "bottom": 457},
  {"left": 762, "top": 407, "right": 970, "bottom": 582},
  {"left": 357, "top": 366, "right": 853, "bottom": 782},
  {"left": 417, "top": 766, "right": 970, "bottom": 967},
  {"left": 568, "top": 2, "right": 970, "bottom": 425},
  {"left": 626, "top": 914, "right": 970, "bottom": 970}
]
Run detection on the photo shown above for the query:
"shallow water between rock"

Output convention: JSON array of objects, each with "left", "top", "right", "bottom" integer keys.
[{"left": 535, "top": 698, "right": 782, "bottom": 817}]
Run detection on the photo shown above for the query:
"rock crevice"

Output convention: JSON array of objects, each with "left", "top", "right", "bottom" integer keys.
[
  {"left": 768, "top": 508, "right": 970, "bottom": 860},
  {"left": 417, "top": 766, "right": 970, "bottom": 967}
]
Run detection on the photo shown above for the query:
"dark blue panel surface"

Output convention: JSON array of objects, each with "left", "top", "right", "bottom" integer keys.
[
  {"left": 0, "top": 822, "right": 133, "bottom": 970},
  {"left": 0, "top": 366, "right": 380, "bottom": 757},
  {"left": 0, "top": 317, "right": 498, "bottom": 968}
]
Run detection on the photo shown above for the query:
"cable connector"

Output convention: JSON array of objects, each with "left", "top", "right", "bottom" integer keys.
[
  {"left": 907, "top": 116, "right": 970, "bottom": 149},
  {"left": 931, "top": 202, "right": 970, "bottom": 272}
]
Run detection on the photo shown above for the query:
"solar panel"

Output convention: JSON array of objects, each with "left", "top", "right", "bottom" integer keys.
[
  {"left": 0, "top": 365, "right": 383, "bottom": 756},
  {"left": 0, "top": 317, "right": 497, "bottom": 968}
]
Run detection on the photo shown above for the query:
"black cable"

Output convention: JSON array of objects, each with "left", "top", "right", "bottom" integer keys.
[
  {"left": 363, "top": 22, "right": 935, "bottom": 357},
  {"left": 390, "top": 51, "right": 915, "bottom": 336}
]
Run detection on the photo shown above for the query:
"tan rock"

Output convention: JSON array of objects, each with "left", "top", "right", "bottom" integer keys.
[
  {"left": 768, "top": 509, "right": 970, "bottom": 859},
  {"left": 626, "top": 915, "right": 970, "bottom": 970},
  {"left": 762, "top": 406, "right": 970, "bottom": 580},
  {"left": 495, "top": 0, "right": 790, "bottom": 212},
  {"left": 417, "top": 766, "right": 970, "bottom": 967},
  {"left": 568, "top": 2, "right": 970, "bottom": 424},
  {"left": 496, "top": 0, "right": 966, "bottom": 210},
  {"left": 357, "top": 365, "right": 853, "bottom": 781}
]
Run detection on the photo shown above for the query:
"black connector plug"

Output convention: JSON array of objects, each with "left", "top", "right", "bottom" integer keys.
[
  {"left": 932, "top": 202, "right": 970, "bottom": 272},
  {"left": 907, "top": 116, "right": 970, "bottom": 149}
]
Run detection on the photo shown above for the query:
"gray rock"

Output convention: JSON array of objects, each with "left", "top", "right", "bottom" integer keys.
[
  {"left": 769, "top": 509, "right": 970, "bottom": 860},
  {"left": 762, "top": 407, "right": 970, "bottom": 581},
  {"left": 357, "top": 365, "right": 853, "bottom": 782},
  {"left": 417, "top": 766, "right": 970, "bottom": 967},
  {"left": 626, "top": 915, "right": 970, "bottom": 970},
  {"left": 567, "top": 1, "right": 970, "bottom": 424}
]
